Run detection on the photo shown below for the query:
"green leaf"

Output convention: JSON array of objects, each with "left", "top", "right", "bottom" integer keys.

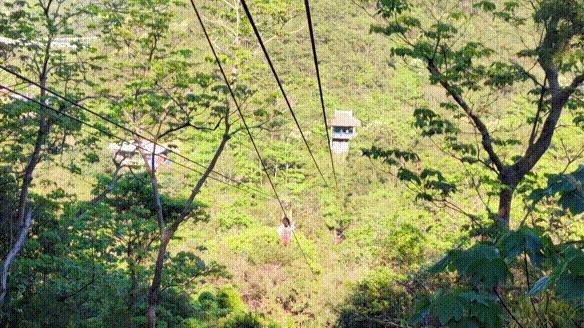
[
  {"left": 459, "top": 291, "right": 492, "bottom": 306},
  {"left": 397, "top": 167, "right": 421, "bottom": 184},
  {"left": 450, "top": 244, "right": 510, "bottom": 287},
  {"left": 433, "top": 294, "right": 465, "bottom": 324},
  {"left": 429, "top": 253, "right": 451, "bottom": 273},
  {"left": 560, "top": 191, "right": 584, "bottom": 215},
  {"left": 567, "top": 254, "right": 584, "bottom": 276},
  {"left": 420, "top": 291, "right": 503, "bottom": 327},
  {"left": 555, "top": 275, "right": 584, "bottom": 300},
  {"left": 498, "top": 228, "right": 545, "bottom": 267},
  {"left": 377, "top": 0, "right": 411, "bottom": 16},
  {"left": 473, "top": 1, "right": 497, "bottom": 12},
  {"left": 528, "top": 276, "right": 551, "bottom": 296},
  {"left": 468, "top": 258, "right": 509, "bottom": 287},
  {"left": 528, "top": 165, "right": 584, "bottom": 214}
]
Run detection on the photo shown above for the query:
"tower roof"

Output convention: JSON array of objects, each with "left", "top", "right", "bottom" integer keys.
[{"left": 330, "top": 110, "right": 361, "bottom": 127}]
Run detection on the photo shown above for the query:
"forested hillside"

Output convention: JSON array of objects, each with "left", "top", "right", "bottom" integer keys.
[{"left": 0, "top": 0, "right": 582, "bottom": 327}]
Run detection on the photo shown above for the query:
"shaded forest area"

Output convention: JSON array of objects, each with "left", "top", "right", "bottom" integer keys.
[{"left": 0, "top": 0, "right": 582, "bottom": 327}]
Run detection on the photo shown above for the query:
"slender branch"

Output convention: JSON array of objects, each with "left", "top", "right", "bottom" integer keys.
[
  {"left": 515, "top": 70, "right": 578, "bottom": 176},
  {"left": 75, "top": 164, "right": 124, "bottom": 219},
  {"left": 349, "top": 0, "right": 377, "bottom": 17},
  {"left": 516, "top": 64, "right": 546, "bottom": 89},
  {"left": 523, "top": 250, "right": 546, "bottom": 326},
  {"left": 140, "top": 144, "right": 166, "bottom": 234},
  {"left": 218, "top": 0, "right": 237, "bottom": 10},
  {"left": 529, "top": 76, "right": 547, "bottom": 146},
  {"left": 203, "top": 16, "right": 236, "bottom": 35},
  {"left": 426, "top": 59, "right": 504, "bottom": 172},
  {"left": 159, "top": 117, "right": 224, "bottom": 140},
  {"left": 157, "top": 82, "right": 193, "bottom": 115},
  {"left": 172, "top": 113, "right": 232, "bottom": 232},
  {"left": 562, "top": 73, "right": 584, "bottom": 99},
  {"left": 229, "top": 118, "right": 272, "bottom": 136},
  {"left": 493, "top": 287, "right": 525, "bottom": 328},
  {"left": 57, "top": 270, "right": 95, "bottom": 302}
]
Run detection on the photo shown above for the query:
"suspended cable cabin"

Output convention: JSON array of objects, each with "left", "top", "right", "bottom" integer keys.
[{"left": 330, "top": 110, "right": 361, "bottom": 153}]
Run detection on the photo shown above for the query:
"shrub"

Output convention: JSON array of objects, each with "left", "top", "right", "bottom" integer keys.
[
  {"left": 217, "top": 208, "right": 257, "bottom": 230},
  {"left": 220, "top": 312, "right": 278, "bottom": 328},
  {"left": 227, "top": 226, "right": 292, "bottom": 266},
  {"left": 227, "top": 226, "right": 321, "bottom": 273},
  {"left": 337, "top": 268, "right": 415, "bottom": 327}
]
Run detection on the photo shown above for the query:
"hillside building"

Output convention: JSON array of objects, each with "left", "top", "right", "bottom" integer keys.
[
  {"left": 109, "top": 141, "right": 171, "bottom": 170},
  {"left": 330, "top": 110, "right": 361, "bottom": 153}
]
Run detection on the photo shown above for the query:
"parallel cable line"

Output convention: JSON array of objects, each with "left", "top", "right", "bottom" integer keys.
[
  {"left": 239, "top": 0, "right": 329, "bottom": 187},
  {"left": 189, "top": 0, "right": 287, "bottom": 214},
  {"left": 303, "top": 0, "right": 338, "bottom": 188},
  {"left": 0, "top": 84, "right": 274, "bottom": 200},
  {"left": 189, "top": 0, "right": 317, "bottom": 275},
  {"left": 0, "top": 65, "right": 267, "bottom": 195}
]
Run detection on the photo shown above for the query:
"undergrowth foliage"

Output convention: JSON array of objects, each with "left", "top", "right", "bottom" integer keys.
[{"left": 411, "top": 166, "right": 584, "bottom": 327}]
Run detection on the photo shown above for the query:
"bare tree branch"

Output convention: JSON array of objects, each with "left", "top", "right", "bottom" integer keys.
[{"left": 158, "top": 116, "right": 224, "bottom": 140}]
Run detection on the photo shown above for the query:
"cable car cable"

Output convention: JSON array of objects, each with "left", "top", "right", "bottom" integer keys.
[
  {"left": 0, "top": 84, "right": 274, "bottom": 200},
  {"left": 189, "top": 0, "right": 288, "bottom": 214},
  {"left": 239, "top": 0, "right": 329, "bottom": 188},
  {"left": 189, "top": 0, "right": 317, "bottom": 275},
  {"left": 0, "top": 65, "right": 264, "bottom": 195},
  {"left": 303, "top": 0, "right": 338, "bottom": 189}
]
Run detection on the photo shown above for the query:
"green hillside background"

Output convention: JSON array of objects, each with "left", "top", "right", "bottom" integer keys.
[{"left": 0, "top": 0, "right": 582, "bottom": 327}]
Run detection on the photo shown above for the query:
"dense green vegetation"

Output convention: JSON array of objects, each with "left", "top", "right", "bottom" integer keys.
[{"left": 0, "top": 0, "right": 582, "bottom": 327}]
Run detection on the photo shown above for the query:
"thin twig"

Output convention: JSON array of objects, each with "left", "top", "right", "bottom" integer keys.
[{"left": 494, "top": 287, "right": 525, "bottom": 328}]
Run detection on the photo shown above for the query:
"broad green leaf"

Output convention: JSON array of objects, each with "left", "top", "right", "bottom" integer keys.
[
  {"left": 433, "top": 294, "right": 465, "bottom": 324},
  {"left": 429, "top": 253, "right": 450, "bottom": 273},
  {"left": 555, "top": 275, "right": 584, "bottom": 301},
  {"left": 528, "top": 276, "right": 551, "bottom": 296}
]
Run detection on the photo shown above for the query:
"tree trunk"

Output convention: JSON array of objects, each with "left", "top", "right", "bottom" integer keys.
[
  {"left": 15, "top": 110, "right": 48, "bottom": 229},
  {"left": 4, "top": 68, "right": 50, "bottom": 306},
  {"left": 0, "top": 209, "right": 32, "bottom": 306},
  {"left": 127, "top": 243, "right": 137, "bottom": 313},
  {"left": 146, "top": 230, "right": 172, "bottom": 328},
  {"left": 497, "top": 188, "right": 513, "bottom": 230},
  {"left": 15, "top": 38, "right": 52, "bottom": 229},
  {"left": 144, "top": 109, "right": 232, "bottom": 328},
  {"left": 496, "top": 167, "right": 521, "bottom": 230}
]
